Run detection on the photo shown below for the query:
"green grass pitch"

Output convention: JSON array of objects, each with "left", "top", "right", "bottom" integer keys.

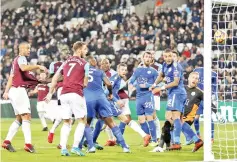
[{"left": 1, "top": 119, "right": 234, "bottom": 162}]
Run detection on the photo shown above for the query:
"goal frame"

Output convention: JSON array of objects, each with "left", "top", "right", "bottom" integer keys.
[{"left": 204, "top": 0, "right": 237, "bottom": 161}]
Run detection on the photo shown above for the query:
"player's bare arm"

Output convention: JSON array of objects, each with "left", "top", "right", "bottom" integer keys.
[
  {"left": 2, "top": 74, "right": 14, "bottom": 100},
  {"left": 44, "top": 71, "right": 62, "bottom": 103},
  {"left": 19, "top": 64, "right": 47, "bottom": 72},
  {"left": 149, "top": 72, "right": 164, "bottom": 91},
  {"left": 28, "top": 86, "right": 38, "bottom": 96},
  {"left": 103, "top": 76, "right": 113, "bottom": 100}
]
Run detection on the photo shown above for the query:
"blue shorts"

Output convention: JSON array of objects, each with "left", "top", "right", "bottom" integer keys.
[
  {"left": 86, "top": 97, "right": 113, "bottom": 118},
  {"left": 136, "top": 94, "right": 154, "bottom": 116},
  {"left": 109, "top": 101, "right": 122, "bottom": 117},
  {"left": 196, "top": 100, "right": 203, "bottom": 115},
  {"left": 166, "top": 93, "right": 186, "bottom": 113}
]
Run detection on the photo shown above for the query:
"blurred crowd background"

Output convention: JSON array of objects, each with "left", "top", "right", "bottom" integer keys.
[{"left": 1, "top": 0, "right": 237, "bottom": 100}]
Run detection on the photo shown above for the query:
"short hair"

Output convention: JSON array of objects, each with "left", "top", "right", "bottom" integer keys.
[
  {"left": 143, "top": 51, "right": 152, "bottom": 57},
  {"left": 189, "top": 72, "right": 199, "bottom": 78},
  {"left": 163, "top": 48, "right": 172, "bottom": 54},
  {"left": 101, "top": 58, "right": 110, "bottom": 64},
  {"left": 172, "top": 50, "right": 179, "bottom": 56},
  {"left": 19, "top": 42, "right": 29, "bottom": 49},
  {"left": 118, "top": 63, "right": 127, "bottom": 68},
  {"left": 72, "top": 41, "right": 86, "bottom": 52},
  {"left": 86, "top": 55, "right": 95, "bottom": 61}
]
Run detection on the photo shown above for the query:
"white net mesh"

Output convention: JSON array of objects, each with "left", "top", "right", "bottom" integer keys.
[{"left": 211, "top": 1, "right": 237, "bottom": 160}]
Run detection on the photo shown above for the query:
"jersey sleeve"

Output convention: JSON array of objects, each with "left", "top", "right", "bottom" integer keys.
[
  {"left": 56, "top": 63, "right": 64, "bottom": 75},
  {"left": 84, "top": 63, "right": 90, "bottom": 77},
  {"left": 173, "top": 63, "right": 181, "bottom": 78},
  {"left": 129, "top": 69, "right": 138, "bottom": 85},
  {"left": 49, "top": 62, "right": 55, "bottom": 74},
  {"left": 17, "top": 56, "right": 27, "bottom": 65}
]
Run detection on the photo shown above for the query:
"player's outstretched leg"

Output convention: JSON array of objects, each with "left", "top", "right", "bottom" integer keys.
[
  {"left": 194, "top": 117, "right": 200, "bottom": 137},
  {"left": 104, "top": 117, "right": 131, "bottom": 153},
  {"left": 182, "top": 122, "right": 203, "bottom": 152},
  {"left": 2, "top": 118, "right": 21, "bottom": 152},
  {"left": 92, "top": 119, "right": 104, "bottom": 150}
]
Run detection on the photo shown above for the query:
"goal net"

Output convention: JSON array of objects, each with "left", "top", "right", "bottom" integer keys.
[{"left": 204, "top": 0, "right": 237, "bottom": 161}]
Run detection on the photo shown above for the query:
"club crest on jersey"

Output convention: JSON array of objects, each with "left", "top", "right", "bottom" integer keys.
[
  {"left": 147, "top": 71, "right": 151, "bottom": 74},
  {"left": 191, "top": 92, "right": 196, "bottom": 96},
  {"left": 168, "top": 68, "right": 172, "bottom": 72}
]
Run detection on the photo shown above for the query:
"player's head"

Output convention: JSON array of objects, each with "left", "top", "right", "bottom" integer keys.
[
  {"left": 143, "top": 52, "right": 152, "bottom": 66},
  {"left": 163, "top": 48, "right": 173, "bottom": 65},
  {"left": 149, "top": 51, "right": 155, "bottom": 65},
  {"left": 72, "top": 41, "right": 88, "bottom": 58},
  {"left": 87, "top": 55, "right": 97, "bottom": 67},
  {"left": 188, "top": 72, "right": 199, "bottom": 88},
  {"left": 101, "top": 58, "right": 110, "bottom": 72},
  {"left": 172, "top": 50, "right": 179, "bottom": 62},
  {"left": 39, "top": 72, "right": 47, "bottom": 81},
  {"left": 117, "top": 63, "right": 127, "bottom": 78},
  {"left": 19, "top": 42, "right": 31, "bottom": 56}
]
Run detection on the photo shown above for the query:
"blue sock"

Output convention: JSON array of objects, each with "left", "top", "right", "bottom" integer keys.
[
  {"left": 119, "top": 122, "right": 126, "bottom": 135},
  {"left": 211, "top": 119, "right": 214, "bottom": 139},
  {"left": 78, "top": 135, "right": 85, "bottom": 149},
  {"left": 84, "top": 125, "right": 94, "bottom": 149},
  {"left": 170, "top": 130, "right": 174, "bottom": 144},
  {"left": 148, "top": 120, "right": 157, "bottom": 142},
  {"left": 173, "top": 119, "right": 182, "bottom": 144},
  {"left": 93, "top": 120, "right": 104, "bottom": 143},
  {"left": 182, "top": 127, "right": 192, "bottom": 142},
  {"left": 140, "top": 122, "right": 150, "bottom": 135},
  {"left": 182, "top": 122, "right": 199, "bottom": 143},
  {"left": 111, "top": 126, "right": 127, "bottom": 148},
  {"left": 194, "top": 118, "right": 200, "bottom": 136}
]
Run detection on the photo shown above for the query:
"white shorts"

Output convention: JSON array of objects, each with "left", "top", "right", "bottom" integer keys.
[
  {"left": 154, "top": 95, "right": 160, "bottom": 111},
  {"left": 37, "top": 101, "right": 48, "bottom": 112},
  {"left": 59, "top": 93, "right": 87, "bottom": 119},
  {"left": 121, "top": 99, "right": 131, "bottom": 115},
  {"left": 8, "top": 87, "right": 31, "bottom": 115}
]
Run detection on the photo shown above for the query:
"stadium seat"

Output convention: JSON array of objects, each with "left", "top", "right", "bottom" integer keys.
[
  {"left": 155, "top": 51, "right": 163, "bottom": 60},
  {"left": 186, "top": 43, "right": 193, "bottom": 49},
  {"left": 177, "top": 43, "right": 185, "bottom": 53}
]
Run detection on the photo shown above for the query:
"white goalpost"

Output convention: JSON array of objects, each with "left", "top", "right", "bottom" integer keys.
[{"left": 204, "top": 0, "right": 237, "bottom": 161}]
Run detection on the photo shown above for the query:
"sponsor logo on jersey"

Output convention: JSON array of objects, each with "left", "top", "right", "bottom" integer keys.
[
  {"left": 147, "top": 71, "right": 151, "bottom": 74},
  {"left": 191, "top": 92, "right": 196, "bottom": 96}
]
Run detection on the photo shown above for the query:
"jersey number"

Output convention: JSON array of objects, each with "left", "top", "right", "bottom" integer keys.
[
  {"left": 88, "top": 71, "right": 94, "bottom": 82},
  {"left": 67, "top": 63, "right": 76, "bottom": 76}
]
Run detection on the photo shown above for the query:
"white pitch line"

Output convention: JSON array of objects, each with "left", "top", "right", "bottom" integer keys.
[{"left": 1, "top": 146, "right": 56, "bottom": 151}]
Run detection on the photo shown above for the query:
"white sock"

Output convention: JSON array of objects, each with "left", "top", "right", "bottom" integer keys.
[
  {"left": 38, "top": 112, "right": 47, "bottom": 128},
  {"left": 105, "top": 126, "right": 115, "bottom": 141},
  {"left": 50, "top": 117, "right": 62, "bottom": 133},
  {"left": 60, "top": 123, "right": 71, "bottom": 149},
  {"left": 5, "top": 120, "right": 21, "bottom": 141},
  {"left": 128, "top": 120, "right": 147, "bottom": 138},
  {"left": 72, "top": 122, "right": 85, "bottom": 148},
  {"left": 154, "top": 117, "right": 161, "bottom": 139},
  {"left": 22, "top": 120, "right": 31, "bottom": 144}
]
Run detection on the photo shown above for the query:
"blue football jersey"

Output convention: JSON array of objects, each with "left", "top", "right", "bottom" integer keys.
[
  {"left": 110, "top": 74, "right": 127, "bottom": 101},
  {"left": 162, "top": 62, "right": 186, "bottom": 95},
  {"left": 193, "top": 67, "right": 217, "bottom": 95},
  {"left": 84, "top": 66, "right": 107, "bottom": 102},
  {"left": 129, "top": 66, "right": 158, "bottom": 98}
]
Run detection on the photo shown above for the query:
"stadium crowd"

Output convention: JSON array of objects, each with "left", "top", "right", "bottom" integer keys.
[{"left": 1, "top": 0, "right": 237, "bottom": 100}]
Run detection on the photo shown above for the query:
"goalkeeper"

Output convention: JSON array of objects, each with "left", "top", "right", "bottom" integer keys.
[{"left": 193, "top": 66, "right": 225, "bottom": 142}]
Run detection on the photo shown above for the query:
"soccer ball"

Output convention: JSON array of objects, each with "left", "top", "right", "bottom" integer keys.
[{"left": 214, "top": 30, "right": 226, "bottom": 44}]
